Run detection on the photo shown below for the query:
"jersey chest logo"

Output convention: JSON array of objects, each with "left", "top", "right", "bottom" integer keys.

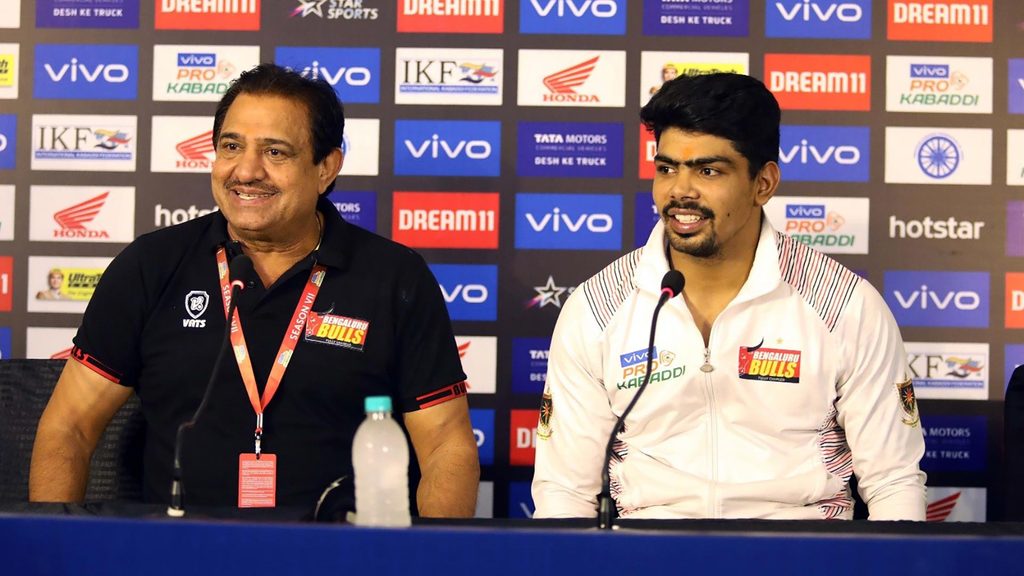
[
  {"left": 183, "top": 290, "right": 209, "bottom": 328},
  {"left": 738, "top": 339, "right": 802, "bottom": 383},
  {"left": 304, "top": 311, "right": 370, "bottom": 351}
]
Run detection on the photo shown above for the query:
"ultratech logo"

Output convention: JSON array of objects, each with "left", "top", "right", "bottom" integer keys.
[
  {"left": 156, "top": 0, "right": 261, "bottom": 30},
  {"left": 888, "top": 0, "right": 991, "bottom": 42},
  {"left": 305, "top": 311, "right": 369, "bottom": 351},
  {"left": 765, "top": 53, "right": 871, "bottom": 111},
  {"left": 392, "top": 191, "right": 499, "bottom": 249},
  {"left": 52, "top": 192, "right": 109, "bottom": 239},
  {"left": 905, "top": 341, "right": 988, "bottom": 400},
  {"left": 397, "top": 0, "right": 503, "bottom": 33},
  {"left": 738, "top": 340, "right": 802, "bottom": 383},
  {"left": 886, "top": 56, "right": 991, "bottom": 113},
  {"left": 615, "top": 347, "right": 681, "bottom": 390},
  {"left": 889, "top": 215, "right": 984, "bottom": 240},
  {"left": 291, "top": 0, "right": 379, "bottom": 19}
]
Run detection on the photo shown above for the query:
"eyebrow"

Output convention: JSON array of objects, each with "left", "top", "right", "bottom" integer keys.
[
  {"left": 653, "top": 153, "right": 736, "bottom": 169},
  {"left": 217, "top": 132, "right": 296, "bottom": 149}
]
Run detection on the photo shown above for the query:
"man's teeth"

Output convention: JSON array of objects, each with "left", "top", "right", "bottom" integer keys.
[
  {"left": 237, "top": 192, "right": 271, "bottom": 200},
  {"left": 674, "top": 214, "right": 702, "bottom": 224}
]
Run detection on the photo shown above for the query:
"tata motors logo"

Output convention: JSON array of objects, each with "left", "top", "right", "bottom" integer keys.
[
  {"left": 34, "top": 44, "right": 137, "bottom": 100},
  {"left": 392, "top": 192, "right": 499, "bottom": 249},
  {"left": 764, "top": 196, "right": 869, "bottom": 254},
  {"left": 766, "top": 53, "right": 870, "bottom": 110},
  {"left": 456, "top": 335, "right": 497, "bottom": 394},
  {"left": 512, "top": 337, "right": 550, "bottom": 394},
  {"left": 153, "top": 45, "right": 259, "bottom": 102},
  {"left": 36, "top": 0, "right": 140, "bottom": 28},
  {"left": 766, "top": 0, "right": 871, "bottom": 38},
  {"left": 642, "top": 0, "right": 749, "bottom": 36},
  {"left": 151, "top": 115, "right": 215, "bottom": 173},
  {"left": 327, "top": 190, "right": 376, "bottom": 232},
  {"left": 885, "top": 271, "right": 989, "bottom": 328},
  {"left": 31, "top": 114, "right": 137, "bottom": 172},
  {"left": 290, "top": 0, "right": 379, "bottom": 20},
  {"left": 397, "top": 0, "right": 503, "bottom": 33},
  {"left": 886, "top": 56, "right": 992, "bottom": 113},
  {"left": 520, "top": 0, "right": 624, "bottom": 35},
  {"left": 395, "top": 48, "right": 503, "bottom": 106},
  {"left": 518, "top": 50, "right": 625, "bottom": 108},
  {"left": 515, "top": 193, "right": 621, "bottom": 250},
  {"left": 155, "top": 0, "right": 260, "bottom": 30},
  {"left": 920, "top": 415, "right": 987, "bottom": 471},
  {"left": 906, "top": 342, "right": 988, "bottom": 400},
  {"left": 0, "top": 114, "right": 14, "bottom": 170},
  {"left": 888, "top": 0, "right": 991, "bottom": 42},
  {"left": 778, "top": 125, "right": 869, "bottom": 182},
  {"left": 884, "top": 127, "right": 991, "bottom": 185},
  {"left": 430, "top": 264, "right": 497, "bottom": 321},
  {"left": 30, "top": 186, "right": 135, "bottom": 243},
  {"left": 394, "top": 120, "right": 500, "bottom": 177},
  {"left": 276, "top": 46, "right": 379, "bottom": 104},
  {"left": 517, "top": 121, "right": 623, "bottom": 179}
]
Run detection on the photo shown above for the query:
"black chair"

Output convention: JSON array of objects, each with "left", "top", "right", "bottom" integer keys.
[
  {"left": 1005, "top": 365, "right": 1024, "bottom": 520},
  {"left": 0, "top": 359, "right": 144, "bottom": 503}
]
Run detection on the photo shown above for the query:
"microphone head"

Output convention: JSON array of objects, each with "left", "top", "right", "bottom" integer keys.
[
  {"left": 229, "top": 254, "right": 254, "bottom": 285},
  {"left": 661, "top": 270, "right": 684, "bottom": 298}
]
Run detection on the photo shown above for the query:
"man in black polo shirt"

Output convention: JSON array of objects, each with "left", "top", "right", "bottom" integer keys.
[{"left": 28, "top": 64, "right": 480, "bottom": 516}]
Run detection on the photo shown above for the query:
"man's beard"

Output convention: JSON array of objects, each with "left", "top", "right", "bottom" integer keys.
[{"left": 663, "top": 201, "right": 719, "bottom": 258}]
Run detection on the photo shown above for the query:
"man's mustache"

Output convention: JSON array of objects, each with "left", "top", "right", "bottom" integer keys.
[{"left": 662, "top": 201, "right": 714, "bottom": 220}]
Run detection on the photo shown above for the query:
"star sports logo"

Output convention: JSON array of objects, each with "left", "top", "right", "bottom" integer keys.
[
  {"left": 543, "top": 56, "right": 598, "bottom": 97},
  {"left": 54, "top": 192, "right": 107, "bottom": 233},
  {"left": 292, "top": 0, "right": 326, "bottom": 17},
  {"left": 526, "top": 276, "right": 572, "bottom": 309}
]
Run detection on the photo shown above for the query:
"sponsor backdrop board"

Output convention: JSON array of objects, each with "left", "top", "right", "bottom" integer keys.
[{"left": 0, "top": 0, "right": 1019, "bottom": 520}]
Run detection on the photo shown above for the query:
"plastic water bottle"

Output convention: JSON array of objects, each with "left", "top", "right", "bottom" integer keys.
[{"left": 352, "top": 395, "right": 411, "bottom": 527}]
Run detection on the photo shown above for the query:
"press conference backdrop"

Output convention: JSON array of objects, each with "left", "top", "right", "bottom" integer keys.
[{"left": 0, "top": 0, "right": 1021, "bottom": 521}]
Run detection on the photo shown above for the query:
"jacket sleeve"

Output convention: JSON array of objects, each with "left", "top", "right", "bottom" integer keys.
[
  {"left": 531, "top": 289, "right": 617, "bottom": 518},
  {"left": 835, "top": 281, "right": 927, "bottom": 521}
]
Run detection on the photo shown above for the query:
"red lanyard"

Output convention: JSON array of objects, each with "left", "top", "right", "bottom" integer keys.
[{"left": 215, "top": 246, "right": 327, "bottom": 456}]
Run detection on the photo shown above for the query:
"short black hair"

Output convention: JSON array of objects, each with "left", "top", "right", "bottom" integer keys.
[
  {"left": 640, "top": 72, "right": 780, "bottom": 179},
  {"left": 212, "top": 63, "right": 345, "bottom": 192}
]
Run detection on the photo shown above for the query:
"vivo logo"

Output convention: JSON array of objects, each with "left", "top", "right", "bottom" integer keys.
[
  {"left": 780, "top": 140, "right": 860, "bottom": 165},
  {"left": 295, "top": 61, "right": 371, "bottom": 86},
  {"left": 776, "top": 0, "right": 863, "bottom": 22},
  {"left": 785, "top": 204, "right": 826, "bottom": 219},
  {"left": 525, "top": 208, "right": 613, "bottom": 233},
  {"left": 405, "top": 135, "right": 492, "bottom": 159},
  {"left": 893, "top": 286, "right": 980, "bottom": 311},
  {"left": 531, "top": 0, "right": 617, "bottom": 17},
  {"left": 0, "top": 134, "right": 6, "bottom": 152},
  {"left": 620, "top": 347, "right": 656, "bottom": 368},
  {"left": 44, "top": 59, "right": 130, "bottom": 83},
  {"left": 177, "top": 53, "right": 216, "bottom": 67},
  {"left": 910, "top": 64, "right": 949, "bottom": 79},
  {"left": 440, "top": 284, "right": 489, "bottom": 304}
]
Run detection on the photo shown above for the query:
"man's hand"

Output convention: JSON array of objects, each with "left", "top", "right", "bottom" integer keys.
[{"left": 404, "top": 395, "right": 480, "bottom": 517}]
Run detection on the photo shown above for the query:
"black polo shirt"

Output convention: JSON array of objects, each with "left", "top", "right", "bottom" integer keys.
[{"left": 72, "top": 196, "right": 466, "bottom": 508}]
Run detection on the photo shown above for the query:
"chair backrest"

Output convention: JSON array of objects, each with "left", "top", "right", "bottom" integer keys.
[{"left": 0, "top": 359, "right": 144, "bottom": 503}]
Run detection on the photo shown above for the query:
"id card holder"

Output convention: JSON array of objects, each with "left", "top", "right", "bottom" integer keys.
[{"left": 238, "top": 453, "right": 277, "bottom": 508}]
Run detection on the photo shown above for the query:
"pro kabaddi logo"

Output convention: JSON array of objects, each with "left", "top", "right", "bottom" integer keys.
[
  {"left": 304, "top": 310, "right": 369, "bottom": 351},
  {"left": 738, "top": 339, "right": 802, "bottom": 383}
]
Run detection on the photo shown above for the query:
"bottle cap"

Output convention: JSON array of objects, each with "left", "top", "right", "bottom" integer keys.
[{"left": 364, "top": 395, "right": 393, "bottom": 413}]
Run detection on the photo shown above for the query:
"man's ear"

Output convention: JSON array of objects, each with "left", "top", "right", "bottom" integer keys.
[
  {"left": 753, "top": 161, "right": 780, "bottom": 207},
  {"left": 318, "top": 148, "right": 344, "bottom": 191}
]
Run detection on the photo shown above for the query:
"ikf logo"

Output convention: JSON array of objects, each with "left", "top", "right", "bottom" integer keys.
[
  {"left": 394, "top": 120, "right": 500, "bottom": 177},
  {"left": 515, "top": 193, "right": 622, "bottom": 251},
  {"left": 765, "top": 53, "right": 871, "bottom": 111},
  {"left": 1010, "top": 60, "right": 1024, "bottom": 114},
  {"left": 1007, "top": 273, "right": 1024, "bottom": 329},
  {"left": 430, "top": 264, "right": 497, "bottom": 321},
  {"left": 152, "top": 45, "right": 260, "bottom": 102},
  {"left": 764, "top": 196, "right": 869, "bottom": 254},
  {"left": 392, "top": 192, "right": 499, "bottom": 249},
  {"left": 395, "top": 48, "right": 503, "bottom": 106},
  {"left": 510, "top": 409, "right": 538, "bottom": 466},
  {"left": 884, "top": 127, "right": 991, "bottom": 185},
  {"left": 778, "top": 125, "right": 869, "bottom": 182},
  {"left": 1008, "top": 201, "right": 1024, "bottom": 257},
  {"left": 766, "top": 0, "right": 871, "bottom": 39},
  {"left": 155, "top": 0, "right": 260, "bottom": 30},
  {"left": 920, "top": 415, "right": 987, "bottom": 472},
  {"left": 885, "top": 271, "right": 989, "bottom": 328},
  {"left": 31, "top": 114, "right": 137, "bottom": 172},
  {"left": 888, "top": 0, "right": 992, "bottom": 43},
  {"left": 456, "top": 335, "right": 497, "bottom": 394},
  {"left": 520, "top": 0, "right": 625, "bottom": 35},
  {"left": 517, "top": 122, "right": 624, "bottom": 179},
  {"left": 327, "top": 190, "right": 376, "bottom": 232},
  {"left": 642, "top": 0, "right": 750, "bottom": 37},
  {"left": 1008, "top": 130, "right": 1024, "bottom": 186},
  {"left": 275, "top": 47, "right": 379, "bottom": 104},
  {"left": 905, "top": 341, "right": 988, "bottom": 400},
  {"left": 36, "top": 0, "right": 140, "bottom": 28},
  {"left": 397, "top": 0, "right": 503, "bottom": 33},
  {"left": 0, "top": 114, "right": 14, "bottom": 170},
  {"left": 29, "top": 186, "right": 135, "bottom": 243},
  {"left": 150, "top": 116, "right": 214, "bottom": 173},
  {"left": 34, "top": 44, "right": 137, "bottom": 100},
  {"left": 0, "top": 186, "right": 14, "bottom": 241},
  {"left": 885, "top": 56, "right": 992, "bottom": 114},
  {"left": 517, "top": 50, "right": 626, "bottom": 108},
  {"left": 635, "top": 192, "right": 659, "bottom": 248},
  {"left": 0, "top": 43, "right": 19, "bottom": 99},
  {"left": 512, "top": 337, "right": 550, "bottom": 395},
  {"left": 469, "top": 409, "right": 494, "bottom": 465}
]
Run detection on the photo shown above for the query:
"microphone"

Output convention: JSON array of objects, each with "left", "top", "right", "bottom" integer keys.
[
  {"left": 167, "top": 253, "right": 253, "bottom": 518},
  {"left": 597, "top": 270, "right": 684, "bottom": 529}
]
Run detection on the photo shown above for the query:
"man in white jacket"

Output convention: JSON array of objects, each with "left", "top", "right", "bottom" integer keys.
[{"left": 532, "top": 72, "right": 926, "bottom": 521}]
